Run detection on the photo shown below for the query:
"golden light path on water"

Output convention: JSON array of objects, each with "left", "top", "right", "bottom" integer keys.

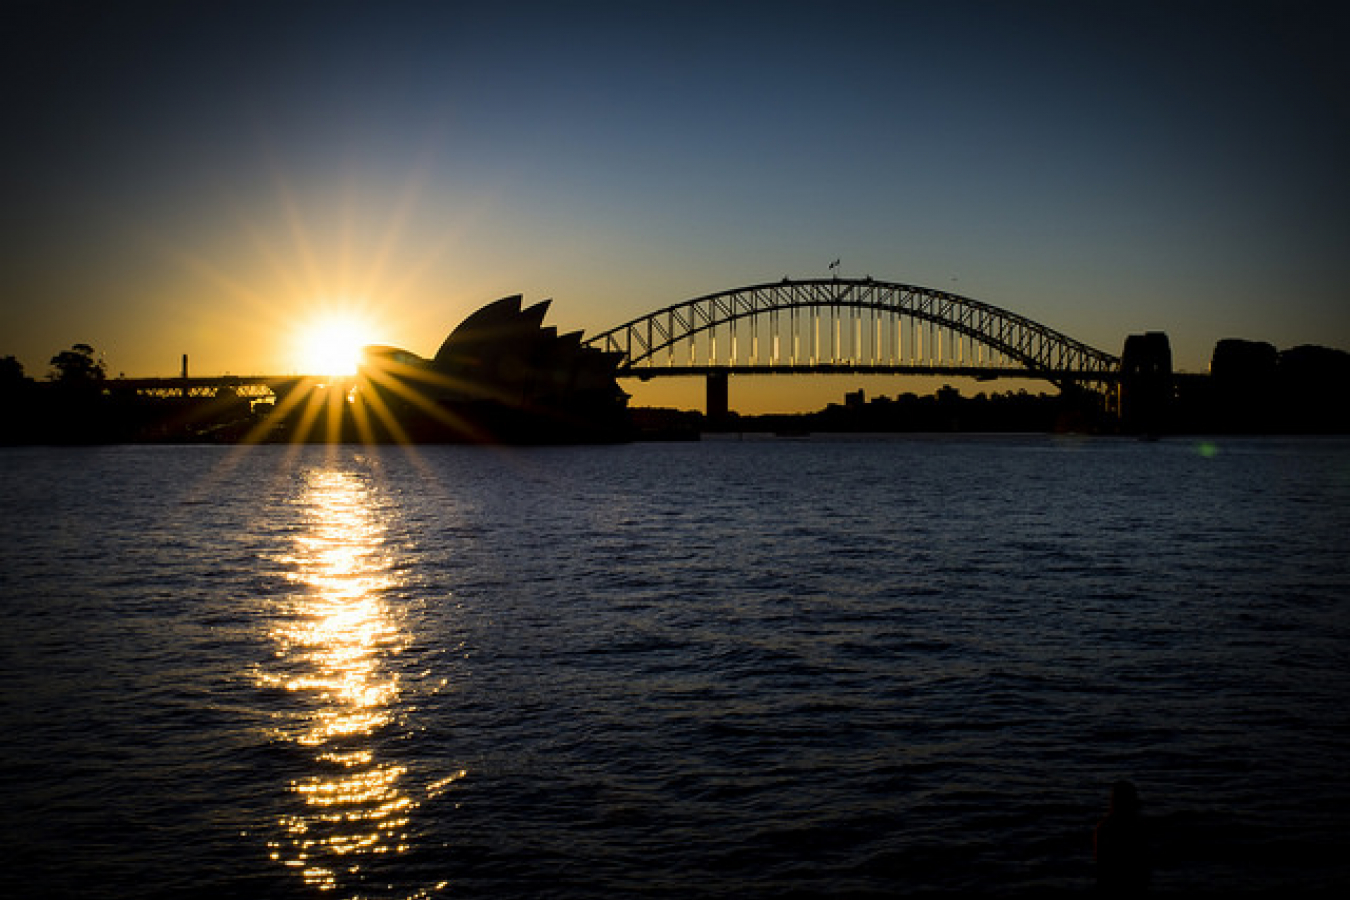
[{"left": 256, "top": 467, "right": 459, "bottom": 895}]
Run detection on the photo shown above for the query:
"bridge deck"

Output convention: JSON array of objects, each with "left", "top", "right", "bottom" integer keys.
[
  {"left": 623, "top": 364, "right": 1122, "bottom": 382},
  {"left": 108, "top": 375, "right": 330, "bottom": 399}
]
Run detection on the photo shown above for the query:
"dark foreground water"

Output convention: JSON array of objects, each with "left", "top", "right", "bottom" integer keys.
[{"left": 1, "top": 435, "right": 1348, "bottom": 898}]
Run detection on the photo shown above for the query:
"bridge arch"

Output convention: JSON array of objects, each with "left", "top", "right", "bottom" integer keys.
[{"left": 586, "top": 277, "right": 1119, "bottom": 384}]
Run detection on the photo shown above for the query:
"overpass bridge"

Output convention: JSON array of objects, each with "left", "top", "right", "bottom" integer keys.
[{"left": 108, "top": 375, "right": 312, "bottom": 400}]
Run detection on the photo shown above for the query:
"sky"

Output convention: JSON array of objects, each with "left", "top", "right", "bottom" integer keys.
[{"left": 2, "top": 0, "right": 1347, "bottom": 413}]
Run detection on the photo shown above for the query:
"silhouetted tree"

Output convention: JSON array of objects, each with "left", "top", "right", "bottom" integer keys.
[
  {"left": 0, "top": 356, "right": 37, "bottom": 443},
  {"left": 0, "top": 355, "right": 25, "bottom": 387},
  {"left": 35, "top": 343, "right": 116, "bottom": 442},
  {"left": 49, "top": 343, "right": 106, "bottom": 385}
]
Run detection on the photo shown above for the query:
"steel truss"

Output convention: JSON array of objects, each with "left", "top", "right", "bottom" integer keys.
[
  {"left": 109, "top": 376, "right": 311, "bottom": 400},
  {"left": 585, "top": 278, "right": 1120, "bottom": 384}
]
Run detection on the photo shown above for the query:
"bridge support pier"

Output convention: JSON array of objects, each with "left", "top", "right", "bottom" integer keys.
[{"left": 706, "top": 371, "right": 729, "bottom": 428}]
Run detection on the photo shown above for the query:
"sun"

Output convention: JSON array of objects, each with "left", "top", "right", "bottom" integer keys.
[{"left": 295, "top": 312, "right": 375, "bottom": 376}]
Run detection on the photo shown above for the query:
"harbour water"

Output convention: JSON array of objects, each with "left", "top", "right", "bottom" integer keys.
[{"left": 1, "top": 435, "right": 1348, "bottom": 897}]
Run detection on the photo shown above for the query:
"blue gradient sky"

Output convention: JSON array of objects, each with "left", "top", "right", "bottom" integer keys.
[{"left": 2, "top": 0, "right": 1346, "bottom": 412}]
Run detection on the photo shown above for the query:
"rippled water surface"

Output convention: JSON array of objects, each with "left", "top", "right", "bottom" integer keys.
[{"left": 2, "top": 436, "right": 1348, "bottom": 897}]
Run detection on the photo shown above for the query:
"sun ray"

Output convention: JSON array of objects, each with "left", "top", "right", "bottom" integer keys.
[
  {"left": 291, "top": 384, "right": 330, "bottom": 445},
  {"left": 353, "top": 386, "right": 412, "bottom": 446},
  {"left": 379, "top": 225, "right": 470, "bottom": 310},
  {"left": 242, "top": 216, "right": 315, "bottom": 319},
  {"left": 238, "top": 378, "right": 318, "bottom": 445},
  {"left": 324, "top": 382, "right": 347, "bottom": 444},
  {"left": 357, "top": 134, "right": 445, "bottom": 303},
  {"left": 357, "top": 364, "right": 489, "bottom": 443},
  {"left": 272, "top": 165, "right": 327, "bottom": 304}
]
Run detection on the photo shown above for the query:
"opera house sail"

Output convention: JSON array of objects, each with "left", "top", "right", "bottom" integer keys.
[{"left": 339, "top": 296, "right": 631, "bottom": 443}]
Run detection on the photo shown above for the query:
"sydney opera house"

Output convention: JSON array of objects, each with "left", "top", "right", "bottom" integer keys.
[{"left": 295, "top": 295, "right": 632, "bottom": 443}]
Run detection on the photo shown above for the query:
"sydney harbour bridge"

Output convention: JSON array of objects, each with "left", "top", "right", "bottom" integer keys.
[
  {"left": 113, "top": 277, "right": 1166, "bottom": 421},
  {"left": 581, "top": 277, "right": 1132, "bottom": 419}
]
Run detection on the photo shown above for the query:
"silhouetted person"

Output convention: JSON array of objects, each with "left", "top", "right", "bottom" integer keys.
[{"left": 1094, "top": 780, "right": 1150, "bottom": 894}]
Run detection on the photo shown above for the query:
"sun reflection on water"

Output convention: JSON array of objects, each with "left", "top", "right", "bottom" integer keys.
[{"left": 258, "top": 467, "right": 419, "bottom": 892}]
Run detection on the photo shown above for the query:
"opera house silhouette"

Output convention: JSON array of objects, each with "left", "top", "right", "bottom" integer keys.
[{"left": 336, "top": 295, "right": 632, "bottom": 443}]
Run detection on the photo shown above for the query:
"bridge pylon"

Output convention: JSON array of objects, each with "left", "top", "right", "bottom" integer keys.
[{"left": 1119, "top": 331, "right": 1173, "bottom": 433}]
